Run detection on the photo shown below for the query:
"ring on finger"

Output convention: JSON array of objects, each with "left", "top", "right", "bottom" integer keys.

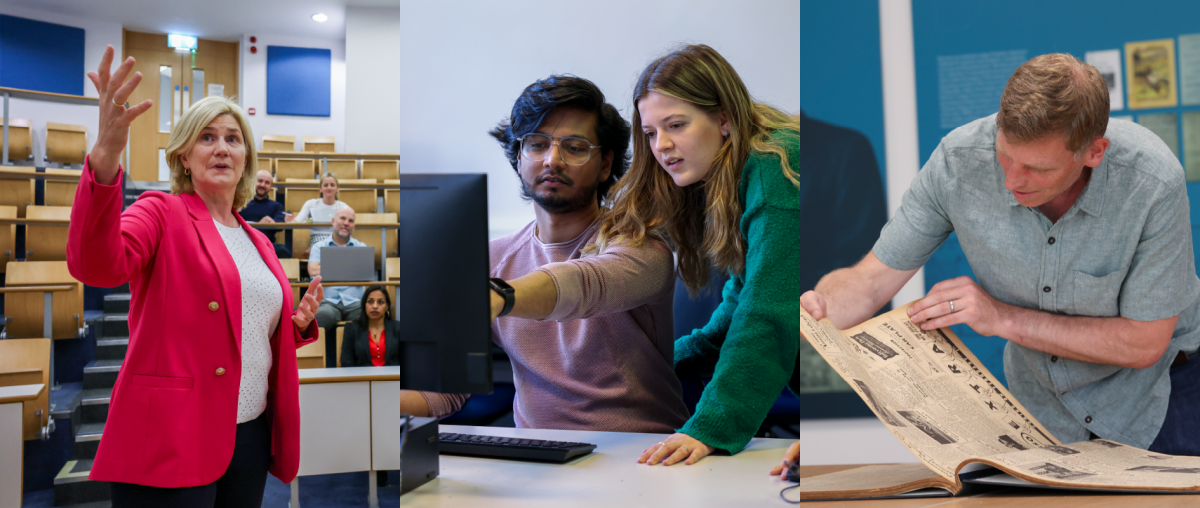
[
  {"left": 112, "top": 99, "right": 125, "bottom": 109},
  {"left": 679, "top": 445, "right": 689, "bottom": 454},
  {"left": 949, "top": 300, "right": 956, "bottom": 314}
]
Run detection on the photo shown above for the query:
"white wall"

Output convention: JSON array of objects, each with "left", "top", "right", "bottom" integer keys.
[
  {"left": 345, "top": 6, "right": 400, "bottom": 154},
  {"left": 0, "top": 4, "right": 122, "bottom": 163},
  {"left": 799, "top": 418, "right": 919, "bottom": 466},
  {"left": 398, "top": 0, "right": 800, "bottom": 238},
  {"left": 238, "top": 33, "right": 346, "bottom": 153}
]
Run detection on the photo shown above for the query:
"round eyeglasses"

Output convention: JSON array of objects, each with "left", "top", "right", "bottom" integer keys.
[{"left": 519, "top": 133, "right": 601, "bottom": 165}]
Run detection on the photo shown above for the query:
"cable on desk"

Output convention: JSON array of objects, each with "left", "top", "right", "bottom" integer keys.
[{"left": 780, "top": 483, "right": 800, "bottom": 504}]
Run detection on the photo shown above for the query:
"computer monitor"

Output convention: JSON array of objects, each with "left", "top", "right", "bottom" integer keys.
[{"left": 398, "top": 173, "right": 493, "bottom": 395}]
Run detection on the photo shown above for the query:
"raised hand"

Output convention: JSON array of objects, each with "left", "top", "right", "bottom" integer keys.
[
  {"left": 86, "top": 45, "right": 153, "bottom": 184},
  {"left": 293, "top": 276, "right": 325, "bottom": 330}
]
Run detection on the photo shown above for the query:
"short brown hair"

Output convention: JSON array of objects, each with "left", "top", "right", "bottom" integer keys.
[{"left": 997, "top": 53, "right": 1109, "bottom": 156}]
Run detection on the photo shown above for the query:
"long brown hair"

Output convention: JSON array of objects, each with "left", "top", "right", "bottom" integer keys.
[{"left": 589, "top": 44, "right": 799, "bottom": 294}]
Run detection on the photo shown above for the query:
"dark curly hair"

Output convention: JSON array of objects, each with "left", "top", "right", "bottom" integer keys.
[{"left": 488, "top": 75, "right": 631, "bottom": 205}]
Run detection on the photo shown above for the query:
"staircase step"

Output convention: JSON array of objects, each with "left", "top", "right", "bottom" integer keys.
[
  {"left": 82, "top": 360, "right": 121, "bottom": 390},
  {"left": 94, "top": 337, "right": 128, "bottom": 361},
  {"left": 77, "top": 387, "right": 112, "bottom": 425},
  {"left": 102, "top": 293, "right": 131, "bottom": 314},
  {"left": 73, "top": 422, "right": 104, "bottom": 460},
  {"left": 54, "top": 459, "right": 110, "bottom": 505},
  {"left": 97, "top": 315, "right": 128, "bottom": 338}
]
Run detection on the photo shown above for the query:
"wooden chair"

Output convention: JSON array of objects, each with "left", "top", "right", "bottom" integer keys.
[
  {"left": 321, "top": 159, "right": 357, "bottom": 181},
  {"left": 256, "top": 156, "right": 274, "bottom": 176},
  {"left": 0, "top": 339, "right": 50, "bottom": 440},
  {"left": 0, "top": 206, "right": 14, "bottom": 273},
  {"left": 297, "top": 330, "right": 325, "bottom": 369},
  {"left": 280, "top": 258, "right": 301, "bottom": 306},
  {"left": 4, "top": 261, "right": 84, "bottom": 339},
  {"left": 383, "top": 179, "right": 400, "bottom": 215},
  {"left": 24, "top": 206, "right": 70, "bottom": 262},
  {"left": 43, "top": 169, "right": 81, "bottom": 207},
  {"left": 0, "top": 167, "right": 35, "bottom": 217},
  {"left": 262, "top": 134, "right": 296, "bottom": 152},
  {"left": 284, "top": 181, "right": 320, "bottom": 260},
  {"left": 302, "top": 136, "right": 336, "bottom": 153},
  {"left": 361, "top": 160, "right": 399, "bottom": 182},
  {"left": 385, "top": 257, "right": 399, "bottom": 304},
  {"left": 45, "top": 122, "right": 87, "bottom": 166},
  {"left": 3, "top": 118, "right": 33, "bottom": 164},
  {"left": 276, "top": 158, "right": 316, "bottom": 181},
  {"left": 355, "top": 213, "right": 398, "bottom": 271}
]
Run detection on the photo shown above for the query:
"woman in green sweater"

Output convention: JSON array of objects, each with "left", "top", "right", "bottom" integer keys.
[{"left": 591, "top": 44, "right": 802, "bottom": 466}]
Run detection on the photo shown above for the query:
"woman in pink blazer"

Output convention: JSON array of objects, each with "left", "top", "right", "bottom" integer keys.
[{"left": 67, "top": 46, "right": 325, "bottom": 507}]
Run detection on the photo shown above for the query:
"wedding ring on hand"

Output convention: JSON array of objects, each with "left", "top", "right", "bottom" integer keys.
[
  {"left": 680, "top": 445, "right": 690, "bottom": 455},
  {"left": 112, "top": 99, "right": 125, "bottom": 109},
  {"left": 949, "top": 300, "right": 956, "bottom": 313}
]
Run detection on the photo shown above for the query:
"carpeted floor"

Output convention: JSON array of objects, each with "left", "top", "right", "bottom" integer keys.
[{"left": 22, "top": 471, "right": 401, "bottom": 508}]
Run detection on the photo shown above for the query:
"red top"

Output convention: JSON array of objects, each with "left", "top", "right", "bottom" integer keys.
[
  {"left": 67, "top": 158, "right": 318, "bottom": 488},
  {"left": 369, "top": 329, "right": 386, "bottom": 367}
]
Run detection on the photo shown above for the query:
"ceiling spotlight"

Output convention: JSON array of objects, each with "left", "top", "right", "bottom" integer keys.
[{"left": 312, "top": 13, "right": 328, "bottom": 22}]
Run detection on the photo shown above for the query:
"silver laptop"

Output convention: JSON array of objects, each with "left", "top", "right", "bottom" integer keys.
[{"left": 319, "top": 246, "right": 376, "bottom": 282}]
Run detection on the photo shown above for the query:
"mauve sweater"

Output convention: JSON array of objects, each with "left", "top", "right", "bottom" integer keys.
[{"left": 423, "top": 219, "right": 689, "bottom": 432}]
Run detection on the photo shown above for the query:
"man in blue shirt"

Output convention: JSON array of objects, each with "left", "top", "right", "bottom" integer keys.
[
  {"left": 240, "top": 170, "right": 290, "bottom": 258},
  {"left": 803, "top": 53, "right": 1200, "bottom": 455},
  {"left": 310, "top": 207, "right": 367, "bottom": 366}
]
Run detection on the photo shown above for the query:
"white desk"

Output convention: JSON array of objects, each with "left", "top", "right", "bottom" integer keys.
[
  {"left": 401, "top": 425, "right": 797, "bottom": 507},
  {"left": 0, "top": 383, "right": 45, "bottom": 508},
  {"left": 296, "top": 366, "right": 400, "bottom": 508}
]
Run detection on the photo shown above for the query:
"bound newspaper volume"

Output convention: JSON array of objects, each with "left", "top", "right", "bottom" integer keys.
[{"left": 798, "top": 303, "right": 1200, "bottom": 500}]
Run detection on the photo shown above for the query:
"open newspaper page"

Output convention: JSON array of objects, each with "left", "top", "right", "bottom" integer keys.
[
  {"left": 966, "top": 439, "right": 1200, "bottom": 491},
  {"left": 798, "top": 303, "right": 1059, "bottom": 481}
]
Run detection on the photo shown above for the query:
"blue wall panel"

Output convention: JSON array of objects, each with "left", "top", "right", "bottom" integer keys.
[
  {"left": 913, "top": 0, "right": 1200, "bottom": 386},
  {"left": 0, "top": 14, "right": 85, "bottom": 96},
  {"left": 266, "top": 46, "right": 331, "bottom": 117},
  {"left": 800, "top": 0, "right": 886, "bottom": 182}
]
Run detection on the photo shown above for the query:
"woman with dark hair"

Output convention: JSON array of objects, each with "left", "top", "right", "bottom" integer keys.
[
  {"left": 340, "top": 285, "right": 399, "bottom": 367},
  {"left": 340, "top": 286, "right": 467, "bottom": 418},
  {"left": 589, "top": 44, "right": 802, "bottom": 466}
]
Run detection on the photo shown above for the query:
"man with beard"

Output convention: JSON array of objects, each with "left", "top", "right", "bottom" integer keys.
[
  {"left": 414, "top": 76, "right": 689, "bottom": 431},
  {"left": 240, "top": 169, "right": 290, "bottom": 258}
]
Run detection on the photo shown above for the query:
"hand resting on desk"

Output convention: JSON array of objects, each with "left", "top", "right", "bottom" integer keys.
[
  {"left": 638, "top": 432, "right": 716, "bottom": 466},
  {"left": 769, "top": 441, "right": 800, "bottom": 479}
]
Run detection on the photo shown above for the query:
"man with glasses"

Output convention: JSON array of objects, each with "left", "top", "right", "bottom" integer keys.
[{"left": 409, "top": 75, "right": 689, "bottom": 431}]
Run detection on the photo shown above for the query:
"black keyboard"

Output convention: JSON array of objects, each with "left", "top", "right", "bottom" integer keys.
[{"left": 438, "top": 432, "right": 597, "bottom": 463}]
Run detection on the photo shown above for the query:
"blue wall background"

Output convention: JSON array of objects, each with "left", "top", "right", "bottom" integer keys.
[
  {"left": 0, "top": 14, "right": 84, "bottom": 96},
  {"left": 913, "top": 0, "right": 1200, "bottom": 386},
  {"left": 800, "top": 0, "right": 886, "bottom": 182},
  {"left": 266, "top": 46, "right": 331, "bottom": 117}
]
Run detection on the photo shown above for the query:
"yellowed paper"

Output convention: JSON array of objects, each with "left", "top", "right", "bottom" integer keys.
[
  {"left": 1126, "top": 39, "right": 1178, "bottom": 109},
  {"left": 799, "top": 304, "right": 1059, "bottom": 480}
]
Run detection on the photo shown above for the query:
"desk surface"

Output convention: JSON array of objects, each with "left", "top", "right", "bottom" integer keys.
[
  {"left": 297, "top": 366, "right": 400, "bottom": 384},
  {"left": 0, "top": 383, "right": 45, "bottom": 404},
  {"left": 799, "top": 465, "right": 1200, "bottom": 507},
  {"left": 401, "top": 425, "right": 796, "bottom": 507}
]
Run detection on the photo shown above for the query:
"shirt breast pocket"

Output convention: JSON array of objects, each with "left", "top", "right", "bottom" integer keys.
[{"left": 1072, "top": 268, "right": 1128, "bottom": 317}]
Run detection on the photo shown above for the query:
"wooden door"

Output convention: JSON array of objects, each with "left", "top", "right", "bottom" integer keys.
[{"left": 123, "top": 31, "right": 239, "bottom": 182}]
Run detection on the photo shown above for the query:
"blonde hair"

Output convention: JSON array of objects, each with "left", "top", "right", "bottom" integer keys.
[
  {"left": 997, "top": 53, "right": 1109, "bottom": 157},
  {"left": 319, "top": 171, "right": 339, "bottom": 199},
  {"left": 589, "top": 44, "right": 800, "bottom": 294},
  {"left": 167, "top": 96, "right": 257, "bottom": 209}
]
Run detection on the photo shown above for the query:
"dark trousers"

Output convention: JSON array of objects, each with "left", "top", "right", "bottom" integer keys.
[
  {"left": 1148, "top": 352, "right": 1200, "bottom": 456},
  {"left": 111, "top": 411, "right": 272, "bottom": 508}
]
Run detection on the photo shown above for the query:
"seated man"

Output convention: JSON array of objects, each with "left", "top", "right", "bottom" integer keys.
[
  {"left": 240, "top": 169, "right": 290, "bottom": 258},
  {"left": 803, "top": 54, "right": 1200, "bottom": 455},
  {"left": 309, "top": 207, "right": 367, "bottom": 366},
  {"left": 410, "top": 75, "right": 690, "bottom": 432}
]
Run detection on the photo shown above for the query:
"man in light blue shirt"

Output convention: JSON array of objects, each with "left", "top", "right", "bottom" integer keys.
[
  {"left": 802, "top": 53, "right": 1200, "bottom": 455},
  {"left": 310, "top": 207, "right": 367, "bottom": 364}
]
